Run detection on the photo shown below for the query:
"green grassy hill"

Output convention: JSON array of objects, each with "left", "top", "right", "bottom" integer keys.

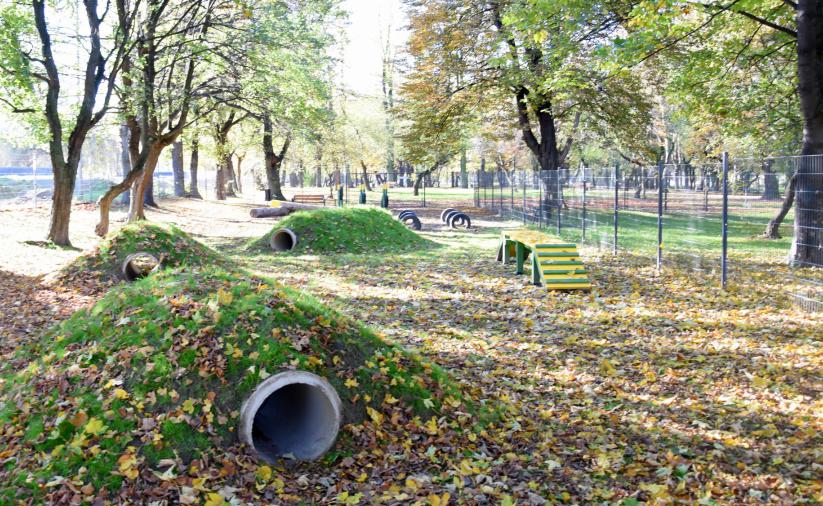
[
  {"left": 0, "top": 266, "right": 461, "bottom": 502},
  {"left": 248, "top": 207, "right": 435, "bottom": 254}
]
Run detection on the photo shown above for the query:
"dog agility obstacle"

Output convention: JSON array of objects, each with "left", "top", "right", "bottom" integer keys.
[{"left": 497, "top": 229, "right": 591, "bottom": 290}]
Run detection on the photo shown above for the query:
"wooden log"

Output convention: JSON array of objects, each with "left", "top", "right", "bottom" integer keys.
[
  {"left": 250, "top": 207, "right": 292, "bottom": 218},
  {"left": 279, "top": 201, "right": 325, "bottom": 211}
]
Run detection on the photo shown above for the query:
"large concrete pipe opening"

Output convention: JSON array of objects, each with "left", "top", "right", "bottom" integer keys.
[
  {"left": 121, "top": 252, "right": 160, "bottom": 282},
  {"left": 240, "top": 371, "right": 342, "bottom": 462},
  {"left": 270, "top": 228, "right": 298, "bottom": 252}
]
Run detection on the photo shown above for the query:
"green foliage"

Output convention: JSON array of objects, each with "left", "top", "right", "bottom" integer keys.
[
  {"left": 0, "top": 3, "right": 46, "bottom": 140},
  {"left": 248, "top": 207, "right": 436, "bottom": 254},
  {"left": 615, "top": 1, "right": 801, "bottom": 155}
]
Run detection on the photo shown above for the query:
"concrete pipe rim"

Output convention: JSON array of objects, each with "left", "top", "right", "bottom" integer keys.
[
  {"left": 121, "top": 252, "right": 160, "bottom": 282},
  {"left": 239, "top": 370, "right": 342, "bottom": 462},
  {"left": 440, "top": 208, "right": 457, "bottom": 222},
  {"left": 270, "top": 227, "right": 298, "bottom": 252}
]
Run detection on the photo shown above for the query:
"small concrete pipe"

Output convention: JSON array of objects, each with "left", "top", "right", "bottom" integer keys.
[
  {"left": 121, "top": 252, "right": 160, "bottom": 282},
  {"left": 239, "top": 371, "right": 342, "bottom": 462},
  {"left": 270, "top": 228, "right": 298, "bottom": 252}
]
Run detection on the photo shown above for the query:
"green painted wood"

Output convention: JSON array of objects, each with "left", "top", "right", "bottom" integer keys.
[
  {"left": 541, "top": 278, "right": 591, "bottom": 284},
  {"left": 539, "top": 260, "right": 584, "bottom": 266},
  {"left": 543, "top": 269, "right": 588, "bottom": 275},
  {"left": 537, "top": 252, "right": 580, "bottom": 258},
  {"left": 534, "top": 243, "right": 578, "bottom": 249}
]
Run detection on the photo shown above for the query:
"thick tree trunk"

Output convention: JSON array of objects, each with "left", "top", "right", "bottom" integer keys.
[
  {"left": 119, "top": 124, "right": 131, "bottom": 206},
  {"left": 143, "top": 176, "right": 158, "bottom": 208},
  {"left": 172, "top": 140, "right": 185, "bottom": 197},
  {"left": 460, "top": 148, "right": 468, "bottom": 189},
  {"left": 765, "top": 174, "right": 797, "bottom": 239},
  {"left": 791, "top": 0, "right": 823, "bottom": 266},
  {"left": 262, "top": 116, "right": 289, "bottom": 200},
  {"left": 129, "top": 146, "right": 163, "bottom": 221},
  {"left": 188, "top": 138, "right": 201, "bottom": 198},
  {"left": 762, "top": 161, "right": 779, "bottom": 200},
  {"left": 360, "top": 160, "right": 373, "bottom": 191},
  {"left": 235, "top": 154, "right": 244, "bottom": 193},
  {"left": 48, "top": 169, "right": 75, "bottom": 245}
]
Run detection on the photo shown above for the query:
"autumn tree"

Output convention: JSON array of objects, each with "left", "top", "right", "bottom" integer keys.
[
  {"left": 0, "top": 1, "right": 131, "bottom": 245},
  {"left": 95, "top": 0, "right": 245, "bottom": 235},
  {"left": 624, "top": 0, "right": 822, "bottom": 264}
]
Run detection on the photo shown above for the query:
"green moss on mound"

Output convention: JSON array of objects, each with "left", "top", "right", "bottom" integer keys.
[
  {"left": 0, "top": 267, "right": 462, "bottom": 501},
  {"left": 248, "top": 207, "right": 435, "bottom": 254},
  {"left": 56, "top": 222, "right": 221, "bottom": 288}
]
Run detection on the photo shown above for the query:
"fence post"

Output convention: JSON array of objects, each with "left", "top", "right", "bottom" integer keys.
[
  {"left": 538, "top": 171, "right": 543, "bottom": 228},
  {"left": 31, "top": 152, "right": 37, "bottom": 209},
  {"left": 582, "top": 174, "right": 587, "bottom": 242},
  {"left": 499, "top": 171, "right": 504, "bottom": 212},
  {"left": 657, "top": 159, "right": 664, "bottom": 271},
  {"left": 522, "top": 170, "right": 526, "bottom": 224},
  {"left": 613, "top": 164, "right": 619, "bottom": 254},
  {"left": 556, "top": 170, "right": 562, "bottom": 236},
  {"left": 721, "top": 152, "right": 729, "bottom": 289},
  {"left": 510, "top": 172, "right": 514, "bottom": 215}
]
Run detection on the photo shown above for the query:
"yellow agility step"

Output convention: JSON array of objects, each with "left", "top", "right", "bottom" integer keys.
[{"left": 497, "top": 229, "right": 592, "bottom": 290}]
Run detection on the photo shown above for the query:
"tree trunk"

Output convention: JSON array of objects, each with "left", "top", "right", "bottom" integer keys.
[
  {"left": 119, "top": 124, "right": 131, "bottom": 206},
  {"left": 188, "top": 138, "right": 201, "bottom": 198},
  {"left": 172, "top": 140, "right": 185, "bottom": 197},
  {"left": 791, "top": 0, "right": 823, "bottom": 266},
  {"left": 130, "top": 145, "right": 163, "bottom": 221},
  {"left": 360, "top": 160, "right": 373, "bottom": 191},
  {"left": 765, "top": 174, "right": 797, "bottom": 239},
  {"left": 48, "top": 170, "right": 75, "bottom": 245},
  {"left": 143, "top": 176, "right": 158, "bottom": 208},
  {"left": 263, "top": 115, "right": 289, "bottom": 200},
  {"left": 98, "top": 143, "right": 160, "bottom": 234},
  {"left": 460, "top": 148, "right": 468, "bottom": 189},
  {"left": 235, "top": 154, "right": 244, "bottom": 193},
  {"left": 762, "top": 160, "right": 779, "bottom": 200}
]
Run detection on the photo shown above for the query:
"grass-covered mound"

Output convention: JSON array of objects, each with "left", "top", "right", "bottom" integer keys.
[
  {"left": 0, "top": 267, "right": 462, "bottom": 502},
  {"left": 248, "top": 207, "right": 435, "bottom": 254},
  {"left": 56, "top": 222, "right": 221, "bottom": 290}
]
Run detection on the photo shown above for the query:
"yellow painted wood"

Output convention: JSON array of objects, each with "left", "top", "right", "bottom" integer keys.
[{"left": 501, "top": 229, "right": 592, "bottom": 291}]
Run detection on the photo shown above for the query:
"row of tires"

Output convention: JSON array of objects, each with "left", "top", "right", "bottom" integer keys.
[
  {"left": 440, "top": 208, "right": 471, "bottom": 229},
  {"left": 396, "top": 208, "right": 472, "bottom": 230},
  {"left": 397, "top": 210, "right": 422, "bottom": 230}
]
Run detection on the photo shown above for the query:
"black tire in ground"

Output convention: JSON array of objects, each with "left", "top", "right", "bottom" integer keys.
[
  {"left": 402, "top": 215, "right": 422, "bottom": 230},
  {"left": 398, "top": 210, "right": 416, "bottom": 220},
  {"left": 449, "top": 212, "right": 471, "bottom": 229},
  {"left": 440, "top": 208, "right": 457, "bottom": 222},
  {"left": 444, "top": 210, "right": 460, "bottom": 224}
]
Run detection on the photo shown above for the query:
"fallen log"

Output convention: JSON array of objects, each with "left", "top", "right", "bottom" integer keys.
[
  {"left": 250, "top": 207, "right": 292, "bottom": 218},
  {"left": 279, "top": 201, "right": 325, "bottom": 211}
]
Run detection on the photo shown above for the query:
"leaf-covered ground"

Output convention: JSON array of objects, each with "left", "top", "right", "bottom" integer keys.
[
  {"left": 0, "top": 199, "right": 820, "bottom": 505},
  {"left": 245, "top": 216, "right": 822, "bottom": 505}
]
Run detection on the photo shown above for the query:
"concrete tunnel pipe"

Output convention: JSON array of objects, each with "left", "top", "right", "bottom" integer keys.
[
  {"left": 239, "top": 371, "right": 342, "bottom": 462},
  {"left": 270, "top": 227, "right": 298, "bottom": 252},
  {"left": 121, "top": 252, "right": 160, "bottom": 282}
]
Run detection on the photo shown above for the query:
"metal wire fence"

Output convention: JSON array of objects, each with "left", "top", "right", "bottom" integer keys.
[
  {"left": 0, "top": 152, "right": 257, "bottom": 210},
  {"left": 474, "top": 154, "right": 823, "bottom": 312}
]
